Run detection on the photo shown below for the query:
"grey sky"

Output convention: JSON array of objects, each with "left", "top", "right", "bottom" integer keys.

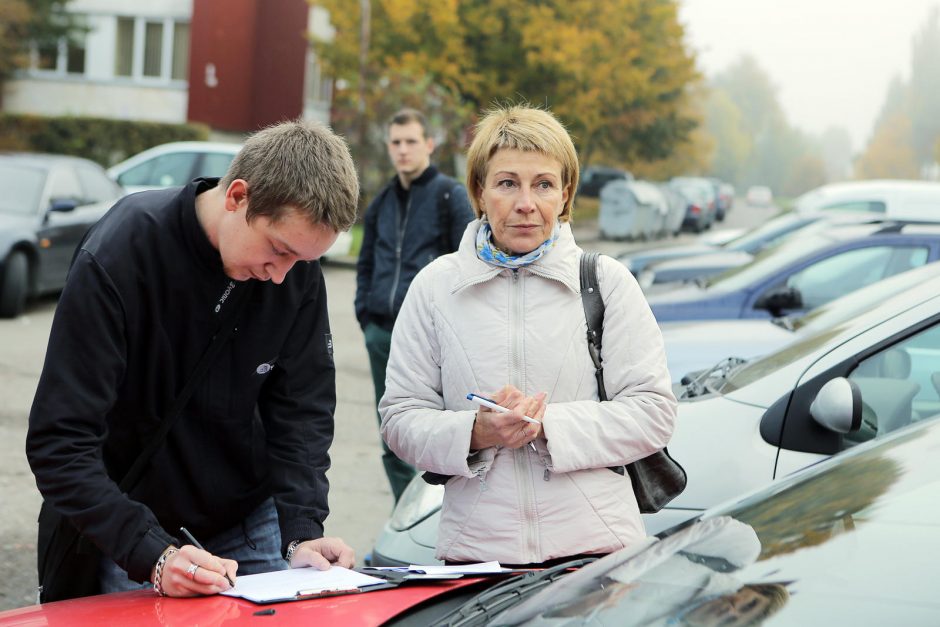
[{"left": 680, "top": 0, "right": 938, "bottom": 151}]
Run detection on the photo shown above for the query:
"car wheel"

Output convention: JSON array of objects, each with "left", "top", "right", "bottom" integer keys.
[{"left": 0, "top": 250, "right": 29, "bottom": 318}]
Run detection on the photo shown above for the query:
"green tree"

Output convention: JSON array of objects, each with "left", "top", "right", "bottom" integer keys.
[
  {"left": 0, "top": 0, "right": 84, "bottom": 103},
  {"left": 310, "top": 0, "right": 700, "bottom": 197}
]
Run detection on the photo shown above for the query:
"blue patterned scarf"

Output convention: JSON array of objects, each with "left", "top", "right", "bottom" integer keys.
[{"left": 475, "top": 220, "right": 561, "bottom": 269}]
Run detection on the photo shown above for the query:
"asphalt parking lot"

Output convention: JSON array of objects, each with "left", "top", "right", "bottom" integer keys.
[{"left": 0, "top": 205, "right": 762, "bottom": 611}]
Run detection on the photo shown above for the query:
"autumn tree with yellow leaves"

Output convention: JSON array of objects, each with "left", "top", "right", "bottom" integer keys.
[{"left": 310, "top": 0, "right": 698, "bottom": 198}]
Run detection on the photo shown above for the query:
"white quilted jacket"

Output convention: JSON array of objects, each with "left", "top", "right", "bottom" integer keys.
[{"left": 380, "top": 220, "right": 677, "bottom": 564}]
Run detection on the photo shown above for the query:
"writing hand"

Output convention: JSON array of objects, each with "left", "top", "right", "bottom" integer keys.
[{"left": 160, "top": 544, "right": 237, "bottom": 597}]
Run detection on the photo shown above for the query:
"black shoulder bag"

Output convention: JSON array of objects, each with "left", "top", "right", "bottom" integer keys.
[
  {"left": 37, "top": 282, "right": 253, "bottom": 603},
  {"left": 580, "top": 252, "right": 687, "bottom": 513}
]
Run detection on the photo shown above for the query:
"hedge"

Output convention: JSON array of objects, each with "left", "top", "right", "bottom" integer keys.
[{"left": 0, "top": 113, "right": 210, "bottom": 167}]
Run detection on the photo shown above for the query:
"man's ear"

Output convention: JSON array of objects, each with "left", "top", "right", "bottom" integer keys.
[
  {"left": 426, "top": 137, "right": 436, "bottom": 155},
  {"left": 224, "top": 179, "right": 249, "bottom": 213}
]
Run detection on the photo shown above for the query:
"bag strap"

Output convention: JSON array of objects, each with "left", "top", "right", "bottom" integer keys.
[
  {"left": 579, "top": 252, "right": 607, "bottom": 401},
  {"left": 116, "top": 281, "right": 254, "bottom": 493}
]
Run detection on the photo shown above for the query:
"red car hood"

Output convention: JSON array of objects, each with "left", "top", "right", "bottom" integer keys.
[{"left": 0, "top": 578, "right": 487, "bottom": 626}]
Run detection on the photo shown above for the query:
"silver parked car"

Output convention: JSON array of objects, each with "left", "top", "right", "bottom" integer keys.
[
  {"left": 371, "top": 269, "right": 940, "bottom": 566},
  {"left": 107, "top": 141, "right": 242, "bottom": 194},
  {"left": 0, "top": 153, "right": 123, "bottom": 317}
]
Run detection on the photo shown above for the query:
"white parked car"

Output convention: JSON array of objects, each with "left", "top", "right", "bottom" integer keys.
[
  {"left": 370, "top": 270, "right": 940, "bottom": 565},
  {"left": 745, "top": 185, "right": 773, "bottom": 207},
  {"left": 107, "top": 141, "right": 242, "bottom": 194},
  {"left": 795, "top": 179, "right": 940, "bottom": 220},
  {"left": 106, "top": 141, "right": 354, "bottom": 259}
]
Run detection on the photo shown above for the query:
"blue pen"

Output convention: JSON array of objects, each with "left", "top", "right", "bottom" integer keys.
[{"left": 467, "top": 393, "right": 540, "bottom": 424}]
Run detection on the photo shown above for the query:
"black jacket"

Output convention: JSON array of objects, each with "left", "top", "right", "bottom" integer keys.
[
  {"left": 26, "top": 179, "right": 336, "bottom": 582},
  {"left": 355, "top": 166, "right": 473, "bottom": 330}
]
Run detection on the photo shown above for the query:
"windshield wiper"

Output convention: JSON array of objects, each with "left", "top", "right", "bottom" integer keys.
[
  {"left": 428, "top": 558, "right": 597, "bottom": 627},
  {"left": 680, "top": 356, "right": 748, "bottom": 398}
]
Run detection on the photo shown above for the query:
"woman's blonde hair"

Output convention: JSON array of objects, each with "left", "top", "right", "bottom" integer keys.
[{"left": 465, "top": 104, "right": 579, "bottom": 222}]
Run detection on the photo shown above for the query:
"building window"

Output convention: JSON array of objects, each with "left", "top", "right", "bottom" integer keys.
[
  {"left": 66, "top": 41, "right": 86, "bottom": 74},
  {"left": 114, "top": 16, "right": 189, "bottom": 82},
  {"left": 31, "top": 36, "right": 86, "bottom": 76},
  {"left": 172, "top": 22, "right": 190, "bottom": 81},
  {"left": 143, "top": 21, "right": 163, "bottom": 77},
  {"left": 37, "top": 41, "right": 58, "bottom": 70},
  {"left": 115, "top": 17, "right": 134, "bottom": 77}
]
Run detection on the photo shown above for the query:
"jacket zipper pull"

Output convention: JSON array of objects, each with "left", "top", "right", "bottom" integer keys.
[{"left": 543, "top": 468, "right": 550, "bottom": 482}]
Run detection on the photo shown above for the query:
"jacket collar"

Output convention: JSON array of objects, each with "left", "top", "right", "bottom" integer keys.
[{"left": 451, "top": 219, "right": 582, "bottom": 294}]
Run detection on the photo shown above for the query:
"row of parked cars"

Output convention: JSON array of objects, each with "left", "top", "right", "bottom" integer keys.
[
  {"left": 597, "top": 174, "right": 737, "bottom": 241},
  {"left": 0, "top": 142, "right": 242, "bottom": 318}
]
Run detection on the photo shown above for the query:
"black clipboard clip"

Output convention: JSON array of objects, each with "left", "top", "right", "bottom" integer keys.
[{"left": 295, "top": 587, "right": 363, "bottom": 600}]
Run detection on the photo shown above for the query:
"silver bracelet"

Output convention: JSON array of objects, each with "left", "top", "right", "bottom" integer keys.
[
  {"left": 152, "top": 546, "right": 179, "bottom": 597},
  {"left": 285, "top": 540, "right": 303, "bottom": 563}
]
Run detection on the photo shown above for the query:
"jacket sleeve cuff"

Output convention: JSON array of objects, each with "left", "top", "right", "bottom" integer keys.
[
  {"left": 126, "top": 526, "right": 178, "bottom": 583},
  {"left": 279, "top": 520, "right": 325, "bottom": 557}
]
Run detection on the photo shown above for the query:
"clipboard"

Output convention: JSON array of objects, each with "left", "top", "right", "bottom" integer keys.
[{"left": 220, "top": 566, "right": 388, "bottom": 604}]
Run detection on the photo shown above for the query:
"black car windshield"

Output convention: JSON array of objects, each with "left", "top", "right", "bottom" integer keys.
[
  {"left": 0, "top": 163, "right": 47, "bottom": 215},
  {"left": 496, "top": 418, "right": 940, "bottom": 626}
]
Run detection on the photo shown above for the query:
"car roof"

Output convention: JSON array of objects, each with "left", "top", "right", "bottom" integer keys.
[
  {"left": 0, "top": 152, "right": 99, "bottom": 168},
  {"left": 796, "top": 179, "right": 940, "bottom": 208}
]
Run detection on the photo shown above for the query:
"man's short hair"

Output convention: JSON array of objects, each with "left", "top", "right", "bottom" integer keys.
[
  {"left": 221, "top": 119, "right": 360, "bottom": 231},
  {"left": 465, "top": 104, "right": 580, "bottom": 222},
  {"left": 386, "top": 108, "right": 429, "bottom": 139}
]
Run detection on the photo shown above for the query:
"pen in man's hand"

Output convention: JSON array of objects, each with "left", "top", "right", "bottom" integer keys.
[{"left": 180, "top": 526, "right": 235, "bottom": 587}]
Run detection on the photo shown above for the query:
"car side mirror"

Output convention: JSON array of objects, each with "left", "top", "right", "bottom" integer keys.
[
  {"left": 755, "top": 286, "right": 803, "bottom": 316},
  {"left": 809, "top": 377, "right": 862, "bottom": 433},
  {"left": 49, "top": 198, "right": 79, "bottom": 213}
]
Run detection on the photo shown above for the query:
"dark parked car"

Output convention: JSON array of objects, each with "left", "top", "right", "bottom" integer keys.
[
  {"left": 646, "top": 221, "right": 940, "bottom": 322},
  {"left": 669, "top": 176, "right": 717, "bottom": 233},
  {"left": 578, "top": 165, "right": 632, "bottom": 197},
  {"left": 0, "top": 153, "right": 123, "bottom": 317}
]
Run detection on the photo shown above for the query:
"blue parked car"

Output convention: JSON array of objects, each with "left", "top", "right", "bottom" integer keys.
[{"left": 646, "top": 222, "right": 940, "bottom": 323}]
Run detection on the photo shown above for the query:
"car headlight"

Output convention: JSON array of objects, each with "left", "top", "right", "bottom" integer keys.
[{"left": 388, "top": 477, "right": 445, "bottom": 531}]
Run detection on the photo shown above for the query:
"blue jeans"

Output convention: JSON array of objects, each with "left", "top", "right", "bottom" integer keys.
[{"left": 99, "top": 497, "right": 286, "bottom": 593}]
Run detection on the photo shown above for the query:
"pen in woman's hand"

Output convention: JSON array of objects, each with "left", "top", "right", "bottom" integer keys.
[
  {"left": 180, "top": 527, "right": 235, "bottom": 587},
  {"left": 467, "top": 393, "right": 540, "bottom": 424}
]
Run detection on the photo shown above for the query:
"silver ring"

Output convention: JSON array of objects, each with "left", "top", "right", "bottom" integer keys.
[{"left": 186, "top": 563, "right": 199, "bottom": 580}]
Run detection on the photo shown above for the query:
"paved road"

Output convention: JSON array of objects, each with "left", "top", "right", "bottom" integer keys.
[{"left": 0, "top": 200, "right": 767, "bottom": 611}]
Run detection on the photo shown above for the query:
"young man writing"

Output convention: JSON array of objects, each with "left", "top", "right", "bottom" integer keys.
[{"left": 27, "top": 119, "right": 359, "bottom": 599}]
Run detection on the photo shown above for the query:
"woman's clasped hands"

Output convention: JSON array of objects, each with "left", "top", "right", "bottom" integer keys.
[{"left": 470, "top": 385, "right": 546, "bottom": 450}]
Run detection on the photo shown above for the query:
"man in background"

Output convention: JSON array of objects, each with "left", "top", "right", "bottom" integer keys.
[{"left": 355, "top": 108, "right": 473, "bottom": 503}]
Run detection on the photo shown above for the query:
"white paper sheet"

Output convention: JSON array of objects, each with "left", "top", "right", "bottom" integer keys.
[
  {"left": 220, "top": 566, "right": 386, "bottom": 603},
  {"left": 407, "top": 561, "right": 506, "bottom": 575}
]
